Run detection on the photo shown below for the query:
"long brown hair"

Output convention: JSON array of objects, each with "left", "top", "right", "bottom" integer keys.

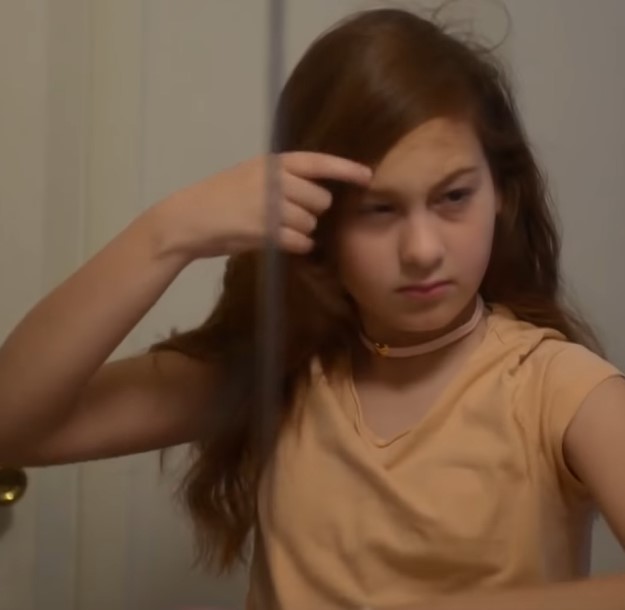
[{"left": 151, "top": 7, "right": 601, "bottom": 572}]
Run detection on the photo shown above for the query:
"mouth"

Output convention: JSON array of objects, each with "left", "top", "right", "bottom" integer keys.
[{"left": 396, "top": 281, "right": 452, "bottom": 295}]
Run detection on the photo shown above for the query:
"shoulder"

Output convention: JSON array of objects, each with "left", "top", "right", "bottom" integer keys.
[
  {"left": 486, "top": 303, "right": 620, "bottom": 384},
  {"left": 484, "top": 303, "right": 622, "bottom": 436},
  {"left": 529, "top": 339, "right": 622, "bottom": 431},
  {"left": 486, "top": 303, "right": 624, "bottom": 490}
]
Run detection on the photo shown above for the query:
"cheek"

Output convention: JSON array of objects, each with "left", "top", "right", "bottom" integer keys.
[
  {"left": 454, "top": 210, "right": 497, "bottom": 276},
  {"left": 336, "top": 231, "right": 386, "bottom": 290}
]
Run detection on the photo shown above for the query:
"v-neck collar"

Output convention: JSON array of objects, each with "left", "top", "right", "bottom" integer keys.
[{"left": 345, "top": 306, "right": 498, "bottom": 449}]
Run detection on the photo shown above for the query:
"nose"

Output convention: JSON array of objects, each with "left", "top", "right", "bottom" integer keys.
[{"left": 398, "top": 212, "right": 444, "bottom": 275}]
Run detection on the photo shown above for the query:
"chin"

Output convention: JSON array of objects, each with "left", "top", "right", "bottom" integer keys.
[
  {"left": 400, "top": 311, "right": 453, "bottom": 333},
  {"left": 357, "top": 289, "right": 479, "bottom": 340},
  {"left": 387, "top": 298, "right": 472, "bottom": 335}
]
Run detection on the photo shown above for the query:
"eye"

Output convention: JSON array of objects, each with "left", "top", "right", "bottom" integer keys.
[
  {"left": 439, "top": 187, "right": 474, "bottom": 206},
  {"left": 359, "top": 202, "right": 396, "bottom": 215}
]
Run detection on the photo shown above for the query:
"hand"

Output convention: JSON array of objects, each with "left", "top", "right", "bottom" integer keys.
[{"left": 154, "top": 152, "right": 372, "bottom": 260}]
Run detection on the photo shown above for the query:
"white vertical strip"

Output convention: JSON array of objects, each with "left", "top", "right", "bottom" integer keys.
[
  {"left": 33, "top": 0, "right": 93, "bottom": 608},
  {"left": 0, "top": 0, "right": 49, "bottom": 606},
  {"left": 73, "top": 1, "right": 147, "bottom": 609}
]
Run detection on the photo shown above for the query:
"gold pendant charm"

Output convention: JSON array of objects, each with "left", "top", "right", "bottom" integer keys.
[{"left": 374, "top": 342, "right": 390, "bottom": 357}]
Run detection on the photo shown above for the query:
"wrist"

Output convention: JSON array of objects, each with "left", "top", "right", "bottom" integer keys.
[
  {"left": 146, "top": 193, "right": 230, "bottom": 262},
  {"left": 140, "top": 197, "right": 202, "bottom": 265}
]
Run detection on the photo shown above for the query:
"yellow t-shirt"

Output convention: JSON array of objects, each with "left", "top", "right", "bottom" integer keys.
[{"left": 247, "top": 304, "right": 623, "bottom": 610}]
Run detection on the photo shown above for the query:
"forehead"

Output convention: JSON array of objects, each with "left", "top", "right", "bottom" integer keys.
[{"left": 371, "top": 117, "right": 486, "bottom": 188}]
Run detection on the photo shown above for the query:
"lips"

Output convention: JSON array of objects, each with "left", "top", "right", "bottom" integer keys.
[{"left": 396, "top": 281, "right": 450, "bottom": 293}]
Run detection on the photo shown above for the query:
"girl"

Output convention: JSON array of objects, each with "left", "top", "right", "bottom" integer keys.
[{"left": 1, "top": 7, "right": 624, "bottom": 610}]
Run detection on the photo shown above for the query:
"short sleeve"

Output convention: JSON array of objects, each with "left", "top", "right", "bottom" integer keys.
[{"left": 539, "top": 342, "right": 624, "bottom": 494}]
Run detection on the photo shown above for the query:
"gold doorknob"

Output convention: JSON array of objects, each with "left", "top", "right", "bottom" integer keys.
[{"left": 0, "top": 467, "right": 28, "bottom": 506}]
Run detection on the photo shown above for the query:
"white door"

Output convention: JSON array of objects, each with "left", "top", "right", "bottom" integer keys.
[
  {"left": 1, "top": 2, "right": 624, "bottom": 610},
  {"left": 0, "top": 0, "right": 84, "bottom": 607}
]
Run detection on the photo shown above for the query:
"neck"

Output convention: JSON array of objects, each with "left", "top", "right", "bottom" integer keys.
[
  {"left": 360, "top": 296, "right": 486, "bottom": 359},
  {"left": 354, "top": 314, "right": 487, "bottom": 387}
]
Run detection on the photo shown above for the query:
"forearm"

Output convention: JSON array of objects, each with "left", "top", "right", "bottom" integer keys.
[
  {"left": 406, "top": 574, "right": 625, "bottom": 610},
  {"left": 0, "top": 202, "right": 190, "bottom": 453}
]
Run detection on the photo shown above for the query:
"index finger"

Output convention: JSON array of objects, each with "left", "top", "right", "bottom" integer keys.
[{"left": 281, "top": 151, "right": 372, "bottom": 187}]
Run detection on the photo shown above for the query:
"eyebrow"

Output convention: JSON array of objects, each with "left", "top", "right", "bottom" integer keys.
[{"left": 366, "top": 166, "right": 480, "bottom": 197}]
